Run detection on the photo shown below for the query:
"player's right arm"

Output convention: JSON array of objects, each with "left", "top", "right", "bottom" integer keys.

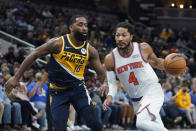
[
  {"left": 103, "top": 53, "right": 118, "bottom": 110},
  {"left": 5, "top": 37, "right": 63, "bottom": 93},
  {"left": 141, "top": 42, "right": 165, "bottom": 71},
  {"left": 88, "top": 45, "right": 106, "bottom": 84}
]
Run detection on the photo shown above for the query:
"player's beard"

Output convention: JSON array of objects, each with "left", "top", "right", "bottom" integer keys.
[
  {"left": 117, "top": 42, "right": 130, "bottom": 50},
  {"left": 117, "top": 42, "right": 132, "bottom": 55},
  {"left": 74, "top": 31, "right": 87, "bottom": 42}
]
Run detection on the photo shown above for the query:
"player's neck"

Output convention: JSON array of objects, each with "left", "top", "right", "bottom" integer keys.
[
  {"left": 69, "top": 34, "right": 84, "bottom": 46},
  {"left": 118, "top": 43, "right": 133, "bottom": 57}
]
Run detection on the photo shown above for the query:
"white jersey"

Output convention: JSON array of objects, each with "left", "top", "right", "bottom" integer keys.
[{"left": 112, "top": 42, "right": 159, "bottom": 98}]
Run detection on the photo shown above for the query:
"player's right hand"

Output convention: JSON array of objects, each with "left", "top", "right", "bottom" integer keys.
[
  {"left": 103, "top": 95, "right": 113, "bottom": 111},
  {"left": 4, "top": 76, "right": 19, "bottom": 94}
]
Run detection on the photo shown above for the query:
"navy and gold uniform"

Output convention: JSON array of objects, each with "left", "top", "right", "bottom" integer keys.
[
  {"left": 47, "top": 34, "right": 101, "bottom": 131},
  {"left": 48, "top": 34, "right": 89, "bottom": 89}
]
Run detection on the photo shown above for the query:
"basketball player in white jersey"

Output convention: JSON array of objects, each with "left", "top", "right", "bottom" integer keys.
[{"left": 102, "top": 22, "right": 168, "bottom": 131}]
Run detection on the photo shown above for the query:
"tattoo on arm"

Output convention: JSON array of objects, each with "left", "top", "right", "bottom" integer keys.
[
  {"left": 14, "top": 37, "right": 62, "bottom": 80},
  {"left": 44, "top": 37, "right": 61, "bottom": 54}
]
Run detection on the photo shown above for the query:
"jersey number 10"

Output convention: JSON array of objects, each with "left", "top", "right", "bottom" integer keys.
[
  {"left": 74, "top": 65, "right": 82, "bottom": 72},
  {"left": 129, "top": 72, "right": 139, "bottom": 85}
]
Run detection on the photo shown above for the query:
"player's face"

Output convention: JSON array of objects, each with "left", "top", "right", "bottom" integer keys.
[
  {"left": 115, "top": 27, "right": 133, "bottom": 49},
  {"left": 70, "top": 17, "right": 88, "bottom": 41}
]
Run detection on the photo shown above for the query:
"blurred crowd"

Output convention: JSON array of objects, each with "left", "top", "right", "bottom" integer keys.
[
  {"left": 0, "top": 0, "right": 196, "bottom": 131},
  {"left": 0, "top": 60, "right": 48, "bottom": 131}
]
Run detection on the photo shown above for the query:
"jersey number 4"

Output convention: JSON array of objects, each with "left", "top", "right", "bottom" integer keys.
[{"left": 129, "top": 72, "right": 139, "bottom": 85}]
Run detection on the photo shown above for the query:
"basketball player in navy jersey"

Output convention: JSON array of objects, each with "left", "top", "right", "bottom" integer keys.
[
  {"left": 5, "top": 15, "right": 105, "bottom": 131},
  {"left": 102, "top": 22, "right": 168, "bottom": 131}
]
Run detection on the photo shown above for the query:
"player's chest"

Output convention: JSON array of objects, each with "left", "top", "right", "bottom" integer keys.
[{"left": 116, "top": 58, "right": 145, "bottom": 74}]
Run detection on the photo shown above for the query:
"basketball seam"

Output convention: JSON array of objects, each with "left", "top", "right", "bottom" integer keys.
[
  {"left": 167, "top": 68, "right": 185, "bottom": 69},
  {"left": 167, "top": 59, "right": 186, "bottom": 66},
  {"left": 171, "top": 55, "right": 183, "bottom": 60}
]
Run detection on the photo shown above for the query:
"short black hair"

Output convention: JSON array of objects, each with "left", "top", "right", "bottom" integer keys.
[
  {"left": 116, "top": 22, "right": 134, "bottom": 35},
  {"left": 69, "top": 14, "right": 88, "bottom": 26}
]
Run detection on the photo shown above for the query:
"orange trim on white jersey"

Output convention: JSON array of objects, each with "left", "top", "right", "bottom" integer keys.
[
  {"left": 136, "top": 103, "right": 156, "bottom": 121},
  {"left": 146, "top": 106, "right": 156, "bottom": 121},
  {"left": 136, "top": 104, "right": 150, "bottom": 115}
]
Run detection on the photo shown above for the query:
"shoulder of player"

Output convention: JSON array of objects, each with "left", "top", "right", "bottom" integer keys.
[
  {"left": 140, "top": 42, "right": 151, "bottom": 49},
  {"left": 88, "top": 44, "right": 98, "bottom": 56},
  {"left": 104, "top": 53, "right": 113, "bottom": 61},
  {"left": 46, "top": 37, "right": 63, "bottom": 54},
  {"left": 140, "top": 42, "right": 153, "bottom": 53},
  {"left": 88, "top": 44, "right": 96, "bottom": 53},
  {"left": 88, "top": 44, "right": 99, "bottom": 60},
  {"left": 104, "top": 53, "right": 114, "bottom": 71}
]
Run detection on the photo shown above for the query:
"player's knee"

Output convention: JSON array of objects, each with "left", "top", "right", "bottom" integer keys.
[
  {"left": 136, "top": 120, "right": 147, "bottom": 130},
  {"left": 80, "top": 105, "right": 103, "bottom": 131},
  {"left": 136, "top": 113, "right": 148, "bottom": 130}
]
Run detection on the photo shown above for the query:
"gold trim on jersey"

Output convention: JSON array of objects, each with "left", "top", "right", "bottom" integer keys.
[
  {"left": 54, "top": 57, "right": 84, "bottom": 80},
  {"left": 60, "top": 36, "right": 65, "bottom": 53},
  {"left": 67, "top": 34, "right": 86, "bottom": 49},
  {"left": 53, "top": 36, "right": 65, "bottom": 55},
  {"left": 52, "top": 35, "right": 88, "bottom": 79},
  {"left": 50, "top": 83, "right": 68, "bottom": 90},
  {"left": 86, "top": 43, "right": 90, "bottom": 60},
  {"left": 53, "top": 52, "right": 87, "bottom": 79}
]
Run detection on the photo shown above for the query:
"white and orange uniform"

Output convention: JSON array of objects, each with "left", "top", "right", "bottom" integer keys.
[{"left": 111, "top": 42, "right": 167, "bottom": 131}]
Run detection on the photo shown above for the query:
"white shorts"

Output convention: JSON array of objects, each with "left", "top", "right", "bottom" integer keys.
[{"left": 132, "top": 83, "right": 164, "bottom": 120}]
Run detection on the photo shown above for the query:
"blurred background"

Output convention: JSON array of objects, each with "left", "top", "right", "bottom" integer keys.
[{"left": 0, "top": 0, "right": 196, "bottom": 130}]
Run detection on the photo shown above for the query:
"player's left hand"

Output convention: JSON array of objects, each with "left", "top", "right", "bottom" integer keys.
[{"left": 99, "top": 84, "right": 109, "bottom": 96}]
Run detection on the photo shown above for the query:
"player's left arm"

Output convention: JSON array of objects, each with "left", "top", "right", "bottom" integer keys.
[
  {"left": 88, "top": 45, "right": 106, "bottom": 84},
  {"left": 141, "top": 42, "right": 165, "bottom": 71}
]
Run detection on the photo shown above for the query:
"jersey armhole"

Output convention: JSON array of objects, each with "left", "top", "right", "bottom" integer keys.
[
  {"left": 52, "top": 36, "right": 65, "bottom": 57},
  {"left": 60, "top": 36, "right": 65, "bottom": 53},
  {"left": 86, "top": 42, "right": 90, "bottom": 60},
  {"left": 112, "top": 51, "right": 116, "bottom": 72},
  {"left": 138, "top": 43, "right": 148, "bottom": 63}
]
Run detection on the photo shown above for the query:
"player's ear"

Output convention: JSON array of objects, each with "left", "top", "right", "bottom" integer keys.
[
  {"left": 69, "top": 25, "right": 73, "bottom": 32},
  {"left": 130, "top": 34, "right": 133, "bottom": 41}
]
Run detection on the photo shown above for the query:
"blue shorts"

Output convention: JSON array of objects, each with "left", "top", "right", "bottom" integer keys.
[{"left": 48, "top": 83, "right": 91, "bottom": 130}]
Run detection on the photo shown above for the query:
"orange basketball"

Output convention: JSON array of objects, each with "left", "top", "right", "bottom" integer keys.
[{"left": 164, "top": 53, "right": 186, "bottom": 76}]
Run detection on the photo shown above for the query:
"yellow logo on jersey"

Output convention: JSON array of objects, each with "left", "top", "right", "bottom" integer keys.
[
  {"left": 52, "top": 36, "right": 89, "bottom": 79},
  {"left": 54, "top": 50, "right": 88, "bottom": 78},
  {"left": 60, "top": 51, "right": 87, "bottom": 65}
]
